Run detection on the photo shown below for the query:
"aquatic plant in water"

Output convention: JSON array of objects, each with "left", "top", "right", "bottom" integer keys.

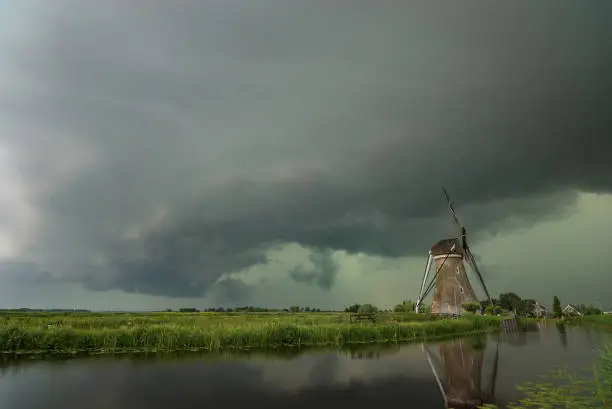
[{"left": 479, "top": 345, "right": 612, "bottom": 409}]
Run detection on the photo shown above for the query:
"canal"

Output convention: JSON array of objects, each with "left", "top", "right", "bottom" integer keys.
[{"left": 0, "top": 323, "right": 609, "bottom": 409}]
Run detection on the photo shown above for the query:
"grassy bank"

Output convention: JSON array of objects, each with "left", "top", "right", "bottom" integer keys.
[
  {"left": 0, "top": 311, "right": 500, "bottom": 355},
  {"left": 578, "top": 315, "right": 612, "bottom": 329}
]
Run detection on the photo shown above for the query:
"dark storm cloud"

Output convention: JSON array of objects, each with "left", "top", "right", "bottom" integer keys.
[
  {"left": 0, "top": 261, "right": 51, "bottom": 284},
  {"left": 1, "top": 1, "right": 611, "bottom": 298},
  {"left": 289, "top": 249, "right": 338, "bottom": 291},
  {"left": 208, "top": 278, "right": 256, "bottom": 304}
]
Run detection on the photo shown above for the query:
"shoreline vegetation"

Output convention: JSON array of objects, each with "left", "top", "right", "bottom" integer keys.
[{"left": 0, "top": 311, "right": 501, "bottom": 356}]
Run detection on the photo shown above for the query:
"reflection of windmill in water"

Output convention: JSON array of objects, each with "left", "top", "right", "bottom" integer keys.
[
  {"left": 423, "top": 335, "right": 501, "bottom": 409},
  {"left": 416, "top": 189, "right": 492, "bottom": 314}
]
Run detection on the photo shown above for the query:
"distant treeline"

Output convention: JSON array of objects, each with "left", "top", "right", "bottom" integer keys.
[
  {"left": 165, "top": 306, "right": 330, "bottom": 313},
  {"left": 344, "top": 293, "right": 604, "bottom": 317},
  {"left": 1, "top": 307, "right": 335, "bottom": 314},
  {"left": 3, "top": 293, "right": 602, "bottom": 317}
]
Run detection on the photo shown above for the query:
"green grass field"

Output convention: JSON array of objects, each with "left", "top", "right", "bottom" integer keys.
[
  {"left": 571, "top": 314, "right": 612, "bottom": 338},
  {"left": 0, "top": 311, "right": 500, "bottom": 355}
]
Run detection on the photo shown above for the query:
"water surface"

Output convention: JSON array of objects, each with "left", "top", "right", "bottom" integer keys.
[{"left": 1, "top": 323, "right": 609, "bottom": 409}]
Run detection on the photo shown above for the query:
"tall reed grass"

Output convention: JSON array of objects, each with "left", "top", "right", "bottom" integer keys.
[{"left": 0, "top": 312, "right": 499, "bottom": 354}]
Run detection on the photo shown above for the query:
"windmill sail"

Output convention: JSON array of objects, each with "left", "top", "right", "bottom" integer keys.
[
  {"left": 443, "top": 187, "right": 465, "bottom": 250},
  {"left": 464, "top": 246, "right": 493, "bottom": 306}
]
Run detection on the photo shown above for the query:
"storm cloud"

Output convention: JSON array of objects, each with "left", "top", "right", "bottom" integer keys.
[{"left": 1, "top": 1, "right": 611, "bottom": 302}]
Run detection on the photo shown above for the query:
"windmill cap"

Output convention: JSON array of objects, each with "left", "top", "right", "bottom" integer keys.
[{"left": 430, "top": 238, "right": 464, "bottom": 257}]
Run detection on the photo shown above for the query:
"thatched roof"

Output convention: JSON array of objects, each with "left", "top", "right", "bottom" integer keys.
[{"left": 430, "top": 238, "right": 463, "bottom": 257}]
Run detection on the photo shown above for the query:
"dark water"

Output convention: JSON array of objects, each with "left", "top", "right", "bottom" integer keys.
[{"left": 0, "top": 323, "right": 610, "bottom": 409}]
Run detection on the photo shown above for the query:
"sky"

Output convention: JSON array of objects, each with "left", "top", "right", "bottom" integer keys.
[{"left": 0, "top": 1, "right": 611, "bottom": 311}]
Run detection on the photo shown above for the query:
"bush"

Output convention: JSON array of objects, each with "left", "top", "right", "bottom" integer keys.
[
  {"left": 393, "top": 301, "right": 416, "bottom": 312},
  {"left": 357, "top": 304, "right": 378, "bottom": 314},
  {"left": 462, "top": 302, "right": 481, "bottom": 314}
]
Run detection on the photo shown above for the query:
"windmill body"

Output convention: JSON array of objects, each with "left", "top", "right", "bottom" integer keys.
[{"left": 430, "top": 239, "right": 478, "bottom": 315}]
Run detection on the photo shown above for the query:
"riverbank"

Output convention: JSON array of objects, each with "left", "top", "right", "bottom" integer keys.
[
  {"left": 578, "top": 315, "right": 612, "bottom": 328},
  {"left": 0, "top": 312, "right": 500, "bottom": 355}
]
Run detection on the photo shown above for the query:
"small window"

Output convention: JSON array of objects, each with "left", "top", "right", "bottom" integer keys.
[{"left": 459, "top": 286, "right": 464, "bottom": 294}]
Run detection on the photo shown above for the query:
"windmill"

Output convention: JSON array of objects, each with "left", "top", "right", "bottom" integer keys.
[
  {"left": 415, "top": 188, "right": 492, "bottom": 314},
  {"left": 422, "top": 335, "right": 501, "bottom": 408}
]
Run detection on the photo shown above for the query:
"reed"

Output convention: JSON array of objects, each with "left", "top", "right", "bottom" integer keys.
[{"left": 0, "top": 312, "right": 500, "bottom": 355}]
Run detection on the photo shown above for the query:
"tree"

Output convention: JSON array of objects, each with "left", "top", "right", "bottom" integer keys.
[
  {"left": 516, "top": 298, "right": 535, "bottom": 316},
  {"left": 553, "top": 296, "right": 562, "bottom": 317},
  {"left": 289, "top": 305, "right": 300, "bottom": 313},
  {"left": 587, "top": 306, "right": 602, "bottom": 315},
  {"left": 480, "top": 298, "right": 499, "bottom": 310},
  {"left": 462, "top": 302, "right": 481, "bottom": 314},
  {"left": 484, "top": 305, "right": 503, "bottom": 316},
  {"left": 419, "top": 304, "right": 431, "bottom": 313},
  {"left": 357, "top": 304, "right": 378, "bottom": 314},
  {"left": 575, "top": 304, "right": 602, "bottom": 316},
  {"left": 499, "top": 292, "right": 522, "bottom": 312},
  {"left": 394, "top": 300, "right": 416, "bottom": 312},
  {"left": 345, "top": 304, "right": 361, "bottom": 313}
]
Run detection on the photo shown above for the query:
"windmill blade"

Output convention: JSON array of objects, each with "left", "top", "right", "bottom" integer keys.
[
  {"left": 442, "top": 187, "right": 463, "bottom": 231},
  {"left": 442, "top": 188, "right": 465, "bottom": 250},
  {"left": 465, "top": 245, "right": 493, "bottom": 305}
]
